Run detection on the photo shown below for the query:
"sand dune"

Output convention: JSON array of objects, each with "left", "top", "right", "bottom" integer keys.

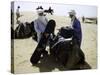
[{"left": 12, "top": 12, "right": 97, "bottom": 74}]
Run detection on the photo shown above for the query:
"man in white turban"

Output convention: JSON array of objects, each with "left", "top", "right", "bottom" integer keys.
[
  {"left": 34, "top": 8, "right": 48, "bottom": 42},
  {"left": 68, "top": 10, "right": 82, "bottom": 47}
]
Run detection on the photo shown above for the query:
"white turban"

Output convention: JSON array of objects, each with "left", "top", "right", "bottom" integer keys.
[
  {"left": 37, "top": 9, "right": 44, "bottom": 14},
  {"left": 68, "top": 10, "right": 76, "bottom": 15}
]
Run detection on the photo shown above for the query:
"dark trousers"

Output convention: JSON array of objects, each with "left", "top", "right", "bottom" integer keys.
[{"left": 36, "top": 33, "right": 50, "bottom": 52}]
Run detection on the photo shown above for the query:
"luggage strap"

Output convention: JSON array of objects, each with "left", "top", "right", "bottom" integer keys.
[{"left": 51, "top": 37, "right": 72, "bottom": 49}]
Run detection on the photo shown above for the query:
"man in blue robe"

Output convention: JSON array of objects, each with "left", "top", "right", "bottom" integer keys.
[{"left": 68, "top": 10, "right": 82, "bottom": 47}]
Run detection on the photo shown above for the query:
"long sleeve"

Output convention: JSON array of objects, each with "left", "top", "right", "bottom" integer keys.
[
  {"left": 34, "top": 20, "right": 41, "bottom": 34},
  {"left": 72, "top": 19, "right": 82, "bottom": 41},
  {"left": 73, "top": 20, "right": 81, "bottom": 33}
]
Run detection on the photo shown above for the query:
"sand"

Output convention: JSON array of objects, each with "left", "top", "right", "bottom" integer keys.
[{"left": 12, "top": 12, "right": 97, "bottom": 74}]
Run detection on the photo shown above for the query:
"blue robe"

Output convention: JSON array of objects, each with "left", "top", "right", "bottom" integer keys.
[{"left": 72, "top": 18, "right": 82, "bottom": 47}]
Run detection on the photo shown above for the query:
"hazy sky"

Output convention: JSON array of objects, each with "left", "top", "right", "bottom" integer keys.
[{"left": 12, "top": 1, "right": 97, "bottom": 17}]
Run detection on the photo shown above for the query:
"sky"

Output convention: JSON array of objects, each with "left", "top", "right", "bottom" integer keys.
[{"left": 11, "top": 1, "right": 97, "bottom": 17}]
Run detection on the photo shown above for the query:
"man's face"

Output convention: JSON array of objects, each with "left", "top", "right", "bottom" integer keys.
[
  {"left": 69, "top": 14, "right": 73, "bottom": 18},
  {"left": 38, "top": 12, "right": 44, "bottom": 16}
]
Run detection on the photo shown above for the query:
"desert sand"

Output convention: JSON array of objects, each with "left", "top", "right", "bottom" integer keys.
[{"left": 12, "top": 12, "right": 97, "bottom": 74}]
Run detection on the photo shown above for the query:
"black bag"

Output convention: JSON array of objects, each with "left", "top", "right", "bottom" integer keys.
[{"left": 59, "top": 27, "right": 73, "bottom": 38}]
